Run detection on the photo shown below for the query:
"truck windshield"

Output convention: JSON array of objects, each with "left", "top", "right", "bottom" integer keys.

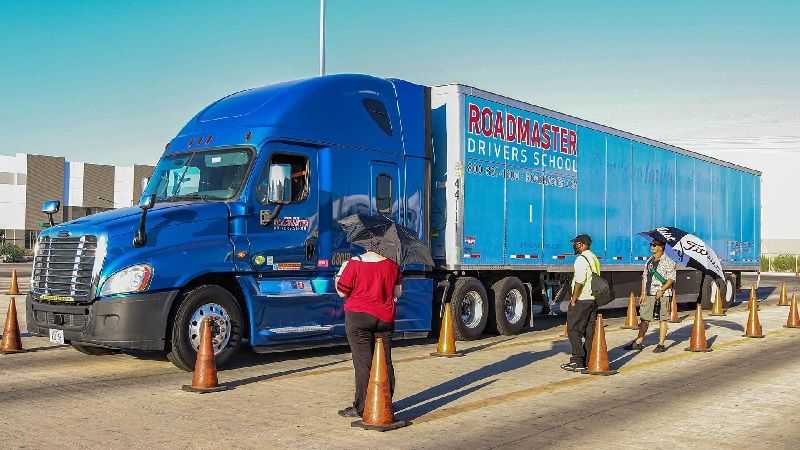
[{"left": 144, "top": 148, "right": 252, "bottom": 202}]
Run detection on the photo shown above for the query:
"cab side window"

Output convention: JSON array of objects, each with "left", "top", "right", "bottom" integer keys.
[
  {"left": 376, "top": 173, "right": 392, "bottom": 215},
  {"left": 256, "top": 154, "right": 309, "bottom": 204}
]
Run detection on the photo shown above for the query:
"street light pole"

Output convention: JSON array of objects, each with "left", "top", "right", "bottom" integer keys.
[{"left": 319, "top": 0, "right": 326, "bottom": 76}]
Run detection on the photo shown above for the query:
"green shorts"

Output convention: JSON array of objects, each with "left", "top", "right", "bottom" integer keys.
[{"left": 639, "top": 295, "right": 671, "bottom": 322}]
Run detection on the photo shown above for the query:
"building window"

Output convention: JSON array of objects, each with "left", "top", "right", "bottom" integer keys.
[
  {"left": 0, "top": 172, "right": 13, "bottom": 185},
  {"left": 376, "top": 173, "right": 392, "bottom": 215},
  {"left": 25, "top": 230, "right": 38, "bottom": 250}
]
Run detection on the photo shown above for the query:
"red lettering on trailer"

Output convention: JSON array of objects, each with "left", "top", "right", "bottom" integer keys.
[
  {"left": 568, "top": 130, "right": 578, "bottom": 155},
  {"left": 517, "top": 117, "right": 530, "bottom": 146},
  {"left": 481, "top": 107, "right": 493, "bottom": 137},
  {"left": 468, "top": 103, "right": 480, "bottom": 134},
  {"left": 505, "top": 112, "right": 516, "bottom": 142},
  {"left": 493, "top": 110, "right": 505, "bottom": 140},
  {"left": 466, "top": 104, "right": 580, "bottom": 158},
  {"left": 541, "top": 123, "right": 551, "bottom": 150}
]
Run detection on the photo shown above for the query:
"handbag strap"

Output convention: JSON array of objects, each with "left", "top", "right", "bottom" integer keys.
[
  {"left": 580, "top": 254, "right": 599, "bottom": 277},
  {"left": 648, "top": 257, "right": 668, "bottom": 284}
]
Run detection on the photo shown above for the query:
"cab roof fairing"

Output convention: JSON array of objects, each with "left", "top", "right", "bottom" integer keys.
[{"left": 163, "top": 74, "right": 424, "bottom": 158}]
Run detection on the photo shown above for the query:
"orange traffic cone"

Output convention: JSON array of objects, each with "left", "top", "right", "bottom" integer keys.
[
  {"left": 784, "top": 290, "right": 800, "bottom": 329},
  {"left": 583, "top": 314, "right": 617, "bottom": 376},
  {"left": 710, "top": 288, "right": 726, "bottom": 316},
  {"left": 621, "top": 292, "right": 639, "bottom": 329},
  {"left": 7, "top": 269, "right": 20, "bottom": 295},
  {"left": 750, "top": 286, "right": 760, "bottom": 310},
  {"left": 744, "top": 292, "right": 765, "bottom": 338},
  {"left": 685, "top": 303, "right": 712, "bottom": 352},
  {"left": 181, "top": 318, "right": 229, "bottom": 393},
  {"left": 431, "top": 302, "right": 464, "bottom": 357},
  {"left": 351, "top": 336, "right": 409, "bottom": 431},
  {"left": 777, "top": 283, "right": 789, "bottom": 306},
  {"left": 668, "top": 293, "right": 681, "bottom": 323},
  {"left": 0, "top": 297, "right": 24, "bottom": 353}
]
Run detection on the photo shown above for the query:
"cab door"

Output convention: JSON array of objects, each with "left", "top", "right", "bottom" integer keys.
[{"left": 245, "top": 144, "right": 342, "bottom": 347}]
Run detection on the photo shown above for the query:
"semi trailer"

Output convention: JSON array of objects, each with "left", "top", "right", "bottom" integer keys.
[{"left": 26, "top": 74, "right": 761, "bottom": 370}]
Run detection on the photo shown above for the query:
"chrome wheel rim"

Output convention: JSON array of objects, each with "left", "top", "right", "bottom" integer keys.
[
  {"left": 188, "top": 303, "right": 231, "bottom": 355},
  {"left": 725, "top": 279, "right": 734, "bottom": 304},
  {"left": 504, "top": 288, "right": 525, "bottom": 324},
  {"left": 460, "top": 291, "right": 484, "bottom": 328}
]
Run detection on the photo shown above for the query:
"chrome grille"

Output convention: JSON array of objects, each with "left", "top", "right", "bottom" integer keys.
[{"left": 32, "top": 235, "right": 97, "bottom": 303}]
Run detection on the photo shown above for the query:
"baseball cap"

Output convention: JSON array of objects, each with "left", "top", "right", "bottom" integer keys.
[{"left": 571, "top": 234, "right": 592, "bottom": 247}]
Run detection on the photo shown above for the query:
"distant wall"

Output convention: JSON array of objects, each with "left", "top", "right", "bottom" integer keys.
[{"left": 762, "top": 239, "right": 800, "bottom": 255}]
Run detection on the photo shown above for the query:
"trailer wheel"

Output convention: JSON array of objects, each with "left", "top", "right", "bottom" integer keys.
[
  {"left": 167, "top": 285, "right": 243, "bottom": 371},
  {"left": 724, "top": 274, "right": 736, "bottom": 306},
  {"left": 449, "top": 277, "right": 489, "bottom": 341},
  {"left": 489, "top": 277, "right": 529, "bottom": 336},
  {"left": 701, "top": 276, "right": 728, "bottom": 310}
]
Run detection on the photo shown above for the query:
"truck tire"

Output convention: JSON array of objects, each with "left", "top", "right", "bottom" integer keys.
[
  {"left": 71, "top": 344, "right": 119, "bottom": 355},
  {"left": 166, "top": 285, "right": 243, "bottom": 371},
  {"left": 449, "top": 277, "right": 489, "bottom": 341},
  {"left": 489, "top": 277, "right": 530, "bottom": 336},
  {"left": 701, "top": 276, "right": 728, "bottom": 310}
]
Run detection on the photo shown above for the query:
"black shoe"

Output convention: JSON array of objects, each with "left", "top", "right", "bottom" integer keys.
[
  {"left": 337, "top": 406, "right": 360, "bottom": 418},
  {"left": 653, "top": 344, "right": 666, "bottom": 353},
  {"left": 624, "top": 342, "right": 644, "bottom": 351},
  {"left": 560, "top": 361, "right": 586, "bottom": 372}
]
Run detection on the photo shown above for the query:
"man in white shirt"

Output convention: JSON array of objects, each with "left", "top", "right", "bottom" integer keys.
[
  {"left": 625, "top": 238, "right": 677, "bottom": 353},
  {"left": 561, "top": 234, "right": 601, "bottom": 372}
]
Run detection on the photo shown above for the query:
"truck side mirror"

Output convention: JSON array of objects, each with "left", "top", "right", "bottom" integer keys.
[
  {"left": 267, "top": 163, "right": 293, "bottom": 204},
  {"left": 42, "top": 200, "right": 61, "bottom": 227},
  {"left": 133, "top": 194, "right": 156, "bottom": 248},
  {"left": 42, "top": 200, "right": 61, "bottom": 214},
  {"left": 138, "top": 193, "right": 156, "bottom": 210}
]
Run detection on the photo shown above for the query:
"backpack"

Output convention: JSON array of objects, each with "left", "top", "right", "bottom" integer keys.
[{"left": 580, "top": 254, "right": 613, "bottom": 306}]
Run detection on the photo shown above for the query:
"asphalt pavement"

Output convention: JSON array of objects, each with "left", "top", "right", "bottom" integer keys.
[{"left": 0, "top": 276, "right": 798, "bottom": 449}]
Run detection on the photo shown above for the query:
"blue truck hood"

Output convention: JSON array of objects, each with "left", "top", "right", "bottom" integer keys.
[
  {"left": 39, "top": 201, "right": 235, "bottom": 296},
  {"left": 46, "top": 201, "right": 228, "bottom": 239}
]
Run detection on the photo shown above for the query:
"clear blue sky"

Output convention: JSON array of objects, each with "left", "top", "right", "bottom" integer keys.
[{"left": 2, "top": 0, "right": 798, "bottom": 236}]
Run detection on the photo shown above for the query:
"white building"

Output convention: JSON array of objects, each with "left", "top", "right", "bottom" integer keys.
[{"left": 0, "top": 153, "right": 153, "bottom": 249}]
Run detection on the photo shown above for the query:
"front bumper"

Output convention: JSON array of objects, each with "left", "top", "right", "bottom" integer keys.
[{"left": 26, "top": 290, "right": 180, "bottom": 351}]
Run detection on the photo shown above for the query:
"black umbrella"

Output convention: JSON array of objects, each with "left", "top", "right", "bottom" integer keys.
[
  {"left": 337, "top": 214, "right": 433, "bottom": 266},
  {"left": 638, "top": 227, "right": 725, "bottom": 280}
]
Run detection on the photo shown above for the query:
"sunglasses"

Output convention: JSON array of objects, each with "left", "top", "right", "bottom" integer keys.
[{"left": 650, "top": 243, "right": 663, "bottom": 247}]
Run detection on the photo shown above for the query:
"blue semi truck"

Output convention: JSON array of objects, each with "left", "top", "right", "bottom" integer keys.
[{"left": 27, "top": 74, "right": 761, "bottom": 370}]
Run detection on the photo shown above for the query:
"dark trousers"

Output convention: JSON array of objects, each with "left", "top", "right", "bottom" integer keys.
[
  {"left": 345, "top": 311, "right": 395, "bottom": 414},
  {"left": 567, "top": 300, "right": 597, "bottom": 365}
]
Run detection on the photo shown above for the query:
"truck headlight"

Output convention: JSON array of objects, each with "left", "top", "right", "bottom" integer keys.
[{"left": 100, "top": 264, "right": 153, "bottom": 297}]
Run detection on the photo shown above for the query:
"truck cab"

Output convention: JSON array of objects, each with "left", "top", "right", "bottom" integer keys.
[{"left": 26, "top": 74, "right": 435, "bottom": 370}]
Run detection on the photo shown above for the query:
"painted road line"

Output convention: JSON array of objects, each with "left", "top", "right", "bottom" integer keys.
[{"left": 413, "top": 327, "right": 793, "bottom": 424}]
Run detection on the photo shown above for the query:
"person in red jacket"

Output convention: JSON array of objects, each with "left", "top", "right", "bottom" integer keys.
[{"left": 334, "top": 249, "right": 403, "bottom": 418}]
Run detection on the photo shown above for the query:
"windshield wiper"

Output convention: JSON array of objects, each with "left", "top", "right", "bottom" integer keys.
[{"left": 167, "top": 192, "right": 212, "bottom": 202}]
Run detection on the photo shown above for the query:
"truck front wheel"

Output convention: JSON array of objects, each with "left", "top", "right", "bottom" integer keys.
[
  {"left": 167, "top": 285, "right": 243, "bottom": 371},
  {"left": 449, "top": 277, "right": 489, "bottom": 341}
]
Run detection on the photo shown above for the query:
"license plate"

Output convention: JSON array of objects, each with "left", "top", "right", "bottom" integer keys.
[{"left": 49, "top": 328, "right": 65, "bottom": 345}]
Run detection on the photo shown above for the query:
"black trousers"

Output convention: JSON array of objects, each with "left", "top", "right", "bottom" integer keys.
[
  {"left": 345, "top": 311, "right": 395, "bottom": 414},
  {"left": 567, "top": 300, "right": 597, "bottom": 365}
]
